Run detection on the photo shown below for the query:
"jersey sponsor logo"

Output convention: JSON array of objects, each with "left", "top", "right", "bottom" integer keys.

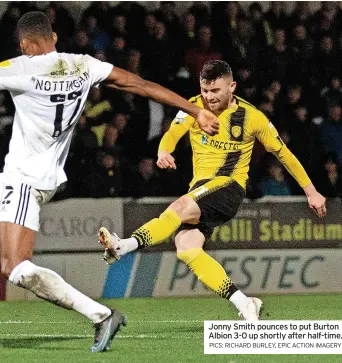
[
  {"left": 49, "top": 59, "right": 69, "bottom": 77},
  {"left": 209, "top": 140, "right": 238, "bottom": 150},
  {"left": 70, "top": 60, "right": 85, "bottom": 76},
  {"left": 201, "top": 134, "right": 208, "bottom": 144},
  {"left": 0, "top": 60, "right": 12, "bottom": 68},
  {"left": 231, "top": 125, "right": 242, "bottom": 138},
  {"left": 201, "top": 134, "right": 238, "bottom": 150},
  {"left": 174, "top": 110, "right": 188, "bottom": 124}
]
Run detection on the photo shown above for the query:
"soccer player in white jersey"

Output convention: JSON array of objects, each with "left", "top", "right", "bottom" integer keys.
[{"left": 0, "top": 12, "right": 219, "bottom": 352}]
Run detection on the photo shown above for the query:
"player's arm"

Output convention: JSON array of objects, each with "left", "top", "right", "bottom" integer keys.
[
  {"left": 157, "top": 111, "right": 192, "bottom": 169},
  {"left": 254, "top": 111, "right": 326, "bottom": 217},
  {"left": 104, "top": 66, "right": 219, "bottom": 136},
  {"left": 0, "top": 59, "right": 29, "bottom": 91}
]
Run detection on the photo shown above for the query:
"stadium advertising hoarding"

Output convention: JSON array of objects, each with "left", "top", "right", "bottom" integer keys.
[
  {"left": 103, "top": 249, "right": 341, "bottom": 298},
  {"left": 2, "top": 198, "right": 124, "bottom": 300},
  {"left": 4, "top": 198, "right": 342, "bottom": 300},
  {"left": 6, "top": 252, "right": 108, "bottom": 301},
  {"left": 6, "top": 248, "right": 342, "bottom": 300},
  {"left": 124, "top": 198, "right": 342, "bottom": 249},
  {"left": 35, "top": 198, "right": 123, "bottom": 252}
]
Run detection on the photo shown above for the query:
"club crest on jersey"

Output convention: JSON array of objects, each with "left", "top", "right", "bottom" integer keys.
[
  {"left": 201, "top": 134, "right": 208, "bottom": 144},
  {"left": 0, "top": 60, "right": 12, "bottom": 68},
  {"left": 231, "top": 125, "right": 242, "bottom": 138},
  {"left": 174, "top": 110, "right": 187, "bottom": 124}
]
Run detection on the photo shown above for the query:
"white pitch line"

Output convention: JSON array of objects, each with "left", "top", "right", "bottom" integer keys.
[
  {"left": 0, "top": 320, "right": 203, "bottom": 324},
  {"left": 0, "top": 333, "right": 199, "bottom": 339}
]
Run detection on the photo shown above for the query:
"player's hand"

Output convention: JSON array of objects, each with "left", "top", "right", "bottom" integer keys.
[
  {"left": 157, "top": 150, "right": 176, "bottom": 169},
  {"left": 157, "top": 150, "right": 177, "bottom": 169},
  {"left": 196, "top": 109, "right": 219, "bottom": 136},
  {"left": 307, "top": 191, "right": 326, "bottom": 218}
]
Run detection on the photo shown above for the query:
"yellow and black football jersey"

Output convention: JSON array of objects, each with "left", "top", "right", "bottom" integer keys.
[{"left": 159, "top": 95, "right": 311, "bottom": 190}]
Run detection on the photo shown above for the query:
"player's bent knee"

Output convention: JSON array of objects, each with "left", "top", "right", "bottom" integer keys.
[
  {"left": 168, "top": 196, "right": 201, "bottom": 221},
  {"left": 175, "top": 229, "right": 206, "bottom": 252},
  {"left": 177, "top": 248, "right": 202, "bottom": 265}
]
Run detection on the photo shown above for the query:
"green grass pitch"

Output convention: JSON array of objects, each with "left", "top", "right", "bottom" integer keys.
[{"left": 1, "top": 295, "right": 342, "bottom": 363}]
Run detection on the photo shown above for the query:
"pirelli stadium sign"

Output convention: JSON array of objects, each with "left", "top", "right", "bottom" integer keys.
[{"left": 124, "top": 197, "right": 342, "bottom": 250}]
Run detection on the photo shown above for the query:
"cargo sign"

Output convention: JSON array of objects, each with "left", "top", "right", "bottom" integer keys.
[{"left": 35, "top": 198, "right": 123, "bottom": 252}]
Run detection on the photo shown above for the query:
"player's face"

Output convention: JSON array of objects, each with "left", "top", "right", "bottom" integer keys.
[{"left": 200, "top": 76, "right": 237, "bottom": 113}]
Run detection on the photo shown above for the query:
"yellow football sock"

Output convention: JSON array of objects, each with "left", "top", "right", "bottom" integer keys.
[
  {"left": 177, "top": 248, "right": 237, "bottom": 298},
  {"left": 132, "top": 209, "right": 181, "bottom": 248}
]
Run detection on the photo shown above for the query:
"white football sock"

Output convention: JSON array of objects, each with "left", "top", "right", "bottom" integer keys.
[
  {"left": 9, "top": 260, "right": 111, "bottom": 323},
  {"left": 229, "top": 290, "right": 249, "bottom": 311},
  {"left": 116, "top": 237, "right": 138, "bottom": 255}
]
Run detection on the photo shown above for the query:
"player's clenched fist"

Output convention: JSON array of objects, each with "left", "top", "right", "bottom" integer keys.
[
  {"left": 307, "top": 192, "right": 326, "bottom": 218},
  {"left": 157, "top": 150, "right": 176, "bottom": 169},
  {"left": 304, "top": 184, "right": 327, "bottom": 218}
]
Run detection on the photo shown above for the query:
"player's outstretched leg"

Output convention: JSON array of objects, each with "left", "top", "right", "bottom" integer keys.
[
  {"left": 98, "top": 195, "right": 201, "bottom": 263},
  {"left": 176, "top": 229, "right": 263, "bottom": 321},
  {"left": 1, "top": 222, "right": 126, "bottom": 352},
  {"left": 8, "top": 259, "right": 127, "bottom": 351}
]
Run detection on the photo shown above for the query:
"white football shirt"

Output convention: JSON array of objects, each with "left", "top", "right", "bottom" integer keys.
[{"left": 0, "top": 51, "right": 113, "bottom": 189}]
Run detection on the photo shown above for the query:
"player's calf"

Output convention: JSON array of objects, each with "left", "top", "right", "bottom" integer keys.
[
  {"left": 97, "top": 205, "right": 191, "bottom": 261},
  {"left": 176, "top": 230, "right": 262, "bottom": 321}
]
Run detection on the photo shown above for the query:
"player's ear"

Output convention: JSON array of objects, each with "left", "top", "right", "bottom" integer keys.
[
  {"left": 230, "top": 81, "right": 237, "bottom": 93},
  {"left": 20, "top": 38, "right": 26, "bottom": 49},
  {"left": 52, "top": 32, "right": 58, "bottom": 45},
  {"left": 19, "top": 38, "right": 28, "bottom": 54}
]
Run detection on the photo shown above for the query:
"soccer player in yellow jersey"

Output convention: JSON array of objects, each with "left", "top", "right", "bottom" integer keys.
[{"left": 98, "top": 60, "right": 326, "bottom": 321}]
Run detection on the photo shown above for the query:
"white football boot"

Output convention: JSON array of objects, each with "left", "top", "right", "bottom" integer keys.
[
  {"left": 238, "top": 297, "right": 263, "bottom": 321},
  {"left": 98, "top": 227, "right": 121, "bottom": 265}
]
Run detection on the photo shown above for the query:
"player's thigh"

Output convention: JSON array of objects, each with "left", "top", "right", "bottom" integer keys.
[
  {"left": 0, "top": 181, "right": 42, "bottom": 231},
  {"left": 175, "top": 228, "right": 206, "bottom": 252},
  {"left": 168, "top": 178, "right": 240, "bottom": 223},
  {"left": 173, "top": 178, "right": 227, "bottom": 224},
  {"left": 168, "top": 196, "right": 201, "bottom": 223},
  {"left": 188, "top": 178, "right": 245, "bottom": 235},
  {"left": 0, "top": 222, "right": 36, "bottom": 277},
  {"left": 0, "top": 180, "right": 42, "bottom": 277}
]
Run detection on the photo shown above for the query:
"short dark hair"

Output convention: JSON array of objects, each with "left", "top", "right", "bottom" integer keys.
[
  {"left": 17, "top": 11, "right": 53, "bottom": 40},
  {"left": 200, "top": 60, "right": 233, "bottom": 81}
]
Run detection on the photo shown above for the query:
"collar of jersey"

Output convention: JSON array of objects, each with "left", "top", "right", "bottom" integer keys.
[
  {"left": 198, "top": 95, "right": 239, "bottom": 117},
  {"left": 218, "top": 97, "right": 239, "bottom": 118}
]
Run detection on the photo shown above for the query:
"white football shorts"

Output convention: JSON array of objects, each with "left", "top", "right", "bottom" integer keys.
[{"left": 0, "top": 179, "right": 56, "bottom": 231}]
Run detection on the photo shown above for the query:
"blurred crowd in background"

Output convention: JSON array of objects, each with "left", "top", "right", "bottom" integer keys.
[{"left": 0, "top": 1, "right": 342, "bottom": 199}]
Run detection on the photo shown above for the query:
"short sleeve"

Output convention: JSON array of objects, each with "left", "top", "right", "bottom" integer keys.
[
  {"left": 253, "top": 110, "right": 284, "bottom": 153},
  {"left": 0, "top": 58, "right": 30, "bottom": 91},
  {"left": 86, "top": 55, "right": 113, "bottom": 86}
]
